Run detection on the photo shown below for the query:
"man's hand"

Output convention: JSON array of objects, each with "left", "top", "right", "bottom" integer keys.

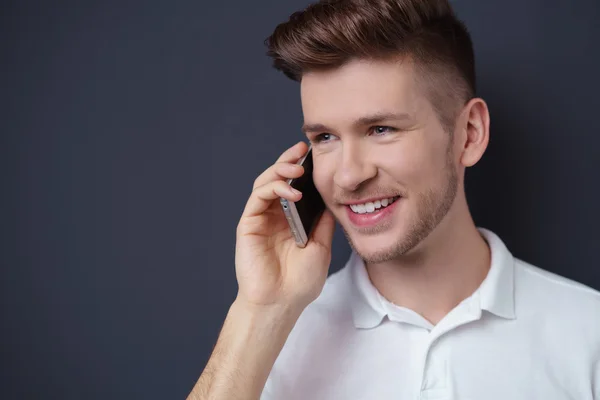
[
  {"left": 235, "top": 141, "right": 336, "bottom": 310},
  {"left": 187, "top": 142, "right": 335, "bottom": 400}
]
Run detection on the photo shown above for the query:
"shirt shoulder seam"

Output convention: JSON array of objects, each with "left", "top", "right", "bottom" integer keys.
[{"left": 515, "top": 258, "right": 600, "bottom": 299}]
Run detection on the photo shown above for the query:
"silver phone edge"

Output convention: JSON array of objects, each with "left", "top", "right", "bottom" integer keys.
[
  {"left": 279, "top": 144, "right": 312, "bottom": 248},
  {"left": 280, "top": 198, "right": 309, "bottom": 248}
]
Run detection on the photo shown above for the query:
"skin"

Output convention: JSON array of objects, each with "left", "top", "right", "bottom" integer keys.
[
  {"left": 187, "top": 141, "right": 336, "bottom": 400},
  {"left": 302, "top": 56, "right": 491, "bottom": 323},
  {"left": 188, "top": 56, "right": 491, "bottom": 399}
]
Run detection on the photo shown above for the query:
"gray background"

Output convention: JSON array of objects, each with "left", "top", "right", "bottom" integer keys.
[{"left": 2, "top": 0, "right": 599, "bottom": 398}]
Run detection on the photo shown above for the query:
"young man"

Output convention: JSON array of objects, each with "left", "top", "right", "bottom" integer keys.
[{"left": 189, "top": 0, "right": 600, "bottom": 399}]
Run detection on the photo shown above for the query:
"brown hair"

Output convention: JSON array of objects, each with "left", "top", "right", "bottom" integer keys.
[{"left": 265, "top": 0, "right": 476, "bottom": 132}]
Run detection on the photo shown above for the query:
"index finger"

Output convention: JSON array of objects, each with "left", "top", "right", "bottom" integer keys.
[
  {"left": 252, "top": 141, "right": 309, "bottom": 190},
  {"left": 275, "top": 141, "right": 309, "bottom": 163}
]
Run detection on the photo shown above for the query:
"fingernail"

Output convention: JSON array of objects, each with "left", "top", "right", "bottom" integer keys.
[{"left": 291, "top": 188, "right": 301, "bottom": 195}]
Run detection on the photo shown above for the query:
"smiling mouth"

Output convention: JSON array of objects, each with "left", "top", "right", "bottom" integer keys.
[{"left": 347, "top": 196, "right": 400, "bottom": 214}]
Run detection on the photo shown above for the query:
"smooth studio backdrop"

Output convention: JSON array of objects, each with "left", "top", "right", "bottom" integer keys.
[{"left": 2, "top": 0, "right": 599, "bottom": 398}]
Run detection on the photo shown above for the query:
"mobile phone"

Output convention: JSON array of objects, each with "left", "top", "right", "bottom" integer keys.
[{"left": 280, "top": 146, "right": 326, "bottom": 247}]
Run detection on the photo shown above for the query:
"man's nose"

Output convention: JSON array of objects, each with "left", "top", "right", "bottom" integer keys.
[{"left": 333, "top": 142, "right": 377, "bottom": 191}]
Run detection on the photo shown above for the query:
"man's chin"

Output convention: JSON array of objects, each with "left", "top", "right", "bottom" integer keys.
[
  {"left": 353, "top": 244, "right": 403, "bottom": 264},
  {"left": 344, "top": 229, "right": 405, "bottom": 264}
]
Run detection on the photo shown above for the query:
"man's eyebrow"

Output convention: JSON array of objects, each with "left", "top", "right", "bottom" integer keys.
[{"left": 301, "top": 112, "right": 413, "bottom": 134}]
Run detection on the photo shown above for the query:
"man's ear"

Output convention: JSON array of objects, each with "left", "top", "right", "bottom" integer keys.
[{"left": 457, "top": 98, "right": 490, "bottom": 167}]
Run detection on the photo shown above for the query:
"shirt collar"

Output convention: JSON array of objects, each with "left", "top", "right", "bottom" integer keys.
[
  {"left": 349, "top": 251, "right": 388, "bottom": 329},
  {"left": 349, "top": 227, "right": 516, "bottom": 329},
  {"left": 476, "top": 228, "right": 516, "bottom": 320}
]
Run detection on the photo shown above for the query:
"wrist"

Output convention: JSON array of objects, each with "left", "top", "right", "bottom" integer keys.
[
  {"left": 230, "top": 297, "right": 305, "bottom": 330},
  {"left": 194, "top": 299, "right": 304, "bottom": 399},
  {"left": 218, "top": 299, "right": 302, "bottom": 382}
]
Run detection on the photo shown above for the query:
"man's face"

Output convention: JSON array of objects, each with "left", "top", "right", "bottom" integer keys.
[{"left": 301, "top": 58, "right": 459, "bottom": 264}]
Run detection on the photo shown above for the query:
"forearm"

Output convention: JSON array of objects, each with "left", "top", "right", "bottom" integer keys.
[{"left": 187, "top": 299, "right": 302, "bottom": 400}]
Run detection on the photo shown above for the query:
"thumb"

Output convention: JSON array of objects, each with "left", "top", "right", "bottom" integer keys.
[{"left": 309, "top": 209, "right": 335, "bottom": 249}]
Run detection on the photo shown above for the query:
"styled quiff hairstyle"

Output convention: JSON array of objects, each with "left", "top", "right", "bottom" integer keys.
[{"left": 265, "top": 0, "right": 476, "bottom": 133}]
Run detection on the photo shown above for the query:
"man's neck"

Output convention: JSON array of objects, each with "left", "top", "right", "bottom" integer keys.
[{"left": 365, "top": 201, "right": 490, "bottom": 326}]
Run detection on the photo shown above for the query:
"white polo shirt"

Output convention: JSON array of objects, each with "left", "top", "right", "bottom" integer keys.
[{"left": 262, "top": 228, "right": 600, "bottom": 399}]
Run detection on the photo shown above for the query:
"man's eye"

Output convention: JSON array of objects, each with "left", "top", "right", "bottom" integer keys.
[
  {"left": 371, "top": 126, "right": 396, "bottom": 135},
  {"left": 314, "top": 133, "right": 333, "bottom": 142}
]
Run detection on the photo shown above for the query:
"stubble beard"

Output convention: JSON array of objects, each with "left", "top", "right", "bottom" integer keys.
[{"left": 342, "top": 144, "right": 459, "bottom": 264}]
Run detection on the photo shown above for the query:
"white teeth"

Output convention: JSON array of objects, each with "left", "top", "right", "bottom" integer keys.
[{"left": 349, "top": 197, "right": 398, "bottom": 214}]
